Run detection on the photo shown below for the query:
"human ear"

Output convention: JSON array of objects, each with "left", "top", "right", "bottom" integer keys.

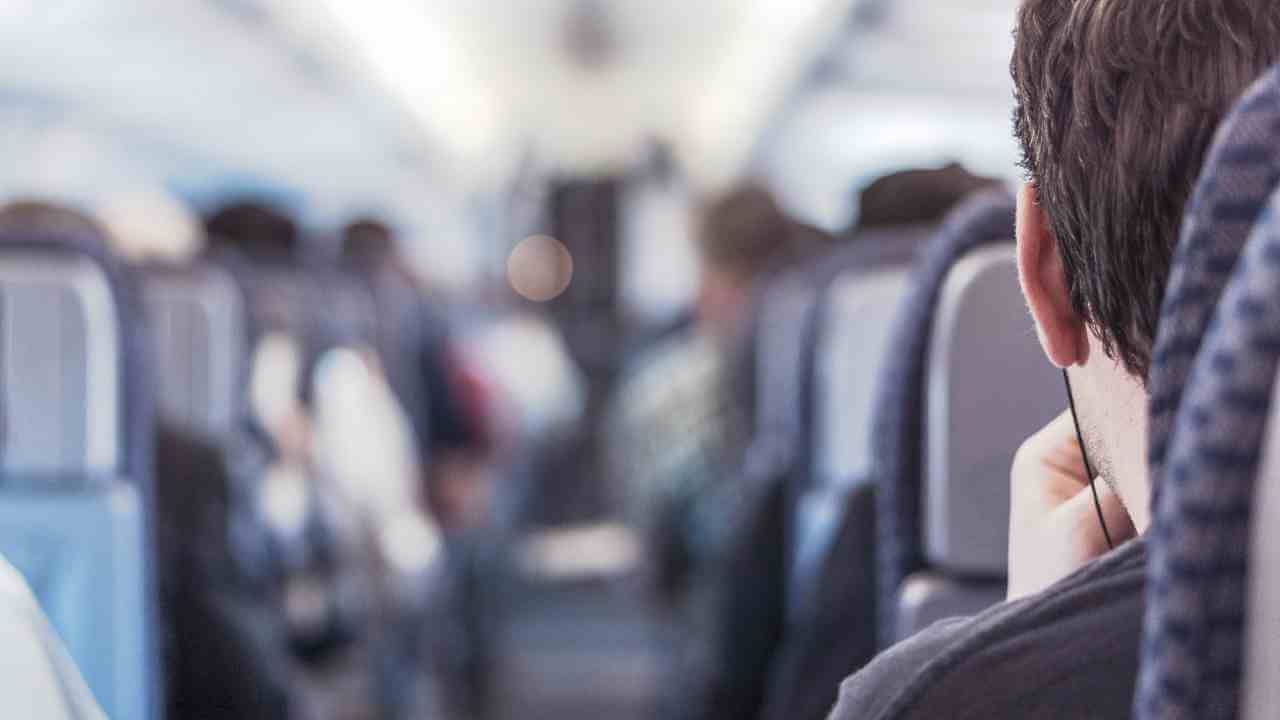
[{"left": 1015, "top": 183, "right": 1089, "bottom": 368}]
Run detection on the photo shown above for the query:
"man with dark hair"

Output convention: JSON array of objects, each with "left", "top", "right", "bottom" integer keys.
[{"left": 827, "top": 2, "right": 1280, "bottom": 718}]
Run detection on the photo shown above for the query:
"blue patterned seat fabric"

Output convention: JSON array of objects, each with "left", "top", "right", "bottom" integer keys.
[{"left": 1139, "top": 64, "right": 1280, "bottom": 720}]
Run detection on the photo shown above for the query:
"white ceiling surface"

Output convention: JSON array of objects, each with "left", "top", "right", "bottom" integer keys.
[
  {"left": 762, "top": 0, "right": 1025, "bottom": 230},
  {"left": 0, "top": 0, "right": 855, "bottom": 228},
  {"left": 0, "top": 0, "right": 440, "bottom": 225},
  {"left": 304, "top": 0, "right": 855, "bottom": 188},
  {"left": 0, "top": 0, "right": 1021, "bottom": 246}
]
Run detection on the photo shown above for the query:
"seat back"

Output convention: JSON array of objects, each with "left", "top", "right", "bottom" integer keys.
[
  {"left": 895, "top": 244, "right": 1060, "bottom": 641},
  {"left": 787, "top": 265, "right": 912, "bottom": 620},
  {"left": 143, "top": 264, "right": 247, "bottom": 438},
  {"left": 1138, "top": 186, "right": 1280, "bottom": 720},
  {"left": 868, "top": 190, "right": 1017, "bottom": 647},
  {"left": 1244, "top": 367, "right": 1280, "bottom": 720},
  {"left": 0, "top": 254, "right": 120, "bottom": 477},
  {"left": 1136, "top": 64, "right": 1280, "bottom": 720},
  {"left": 752, "top": 272, "right": 822, "bottom": 454},
  {"left": 737, "top": 231, "right": 928, "bottom": 720},
  {"left": 0, "top": 247, "right": 152, "bottom": 720}
]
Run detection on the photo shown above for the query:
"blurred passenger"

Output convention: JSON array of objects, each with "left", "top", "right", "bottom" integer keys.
[
  {"left": 854, "top": 162, "right": 1003, "bottom": 232},
  {"left": 332, "top": 217, "right": 450, "bottom": 720},
  {"left": 206, "top": 198, "right": 301, "bottom": 265},
  {"left": 693, "top": 184, "right": 818, "bottom": 346},
  {"left": 607, "top": 183, "right": 828, "bottom": 715},
  {"left": 205, "top": 199, "right": 383, "bottom": 713},
  {"left": 413, "top": 325, "right": 503, "bottom": 720},
  {"left": 0, "top": 199, "right": 104, "bottom": 238},
  {"left": 339, "top": 217, "right": 434, "bottom": 464},
  {"left": 828, "top": 2, "right": 1280, "bottom": 719}
]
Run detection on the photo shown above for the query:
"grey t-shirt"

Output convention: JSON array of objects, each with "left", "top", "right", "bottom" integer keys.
[{"left": 828, "top": 537, "right": 1147, "bottom": 720}]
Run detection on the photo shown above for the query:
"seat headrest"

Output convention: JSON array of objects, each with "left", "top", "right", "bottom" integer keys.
[
  {"left": 143, "top": 265, "right": 246, "bottom": 437},
  {"left": 922, "top": 244, "right": 1060, "bottom": 576},
  {"left": 1138, "top": 186, "right": 1280, "bottom": 720},
  {"left": 816, "top": 267, "right": 912, "bottom": 489},
  {"left": 1148, "top": 64, "right": 1280, "bottom": 496},
  {"left": 0, "top": 251, "right": 121, "bottom": 478}
]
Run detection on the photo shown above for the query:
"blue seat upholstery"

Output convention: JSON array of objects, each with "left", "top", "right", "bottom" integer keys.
[
  {"left": 867, "top": 190, "right": 1017, "bottom": 648},
  {"left": 0, "top": 236, "right": 156, "bottom": 720},
  {"left": 0, "top": 553, "right": 107, "bottom": 719},
  {"left": 1138, "top": 64, "right": 1280, "bottom": 720},
  {"left": 1138, "top": 189, "right": 1280, "bottom": 720}
]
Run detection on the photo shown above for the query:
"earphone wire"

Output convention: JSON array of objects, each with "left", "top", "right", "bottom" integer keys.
[{"left": 1063, "top": 369, "right": 1114, "bottom": 550}]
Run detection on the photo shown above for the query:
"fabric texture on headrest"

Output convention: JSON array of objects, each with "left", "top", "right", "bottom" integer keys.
[
  {"left": 868, "top": 189, "right": 1016, "bottom": 648},
  {"left": 1148, "top": 66, "right": 1280, "bottom": 503},
  {"left": 1137, "top": 189, "right": 1280, "bottom": 720}
]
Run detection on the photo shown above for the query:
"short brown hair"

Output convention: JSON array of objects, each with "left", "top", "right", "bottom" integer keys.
[
  {"left": 1012, "top": 0, "right": 1280, "bottom": 379},
  {"left": 697, "top": 184, "right": 827, "bottom": 281}
]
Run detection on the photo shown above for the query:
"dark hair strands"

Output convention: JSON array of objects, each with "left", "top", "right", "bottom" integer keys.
[{"left": 1012, "top": 0, "right": 1280, "bottom": 381}]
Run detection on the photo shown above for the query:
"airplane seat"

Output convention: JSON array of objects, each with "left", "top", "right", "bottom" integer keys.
[
  {"left": 788, "top": 224, "right": 933, "bottom": 621},
  {"left": 142, "top": 263, "right": 248, "bottom": 438},
  {"left": 747, "top": 233, "right": 928, "bottom": 720},
  {"left": 0, "top": 233, "right": 157, "bottom": 720},
  {"left": 895, "top": 243, "right": 1060, "bottom": 641},
  {"left": 867, "top": 190, "right": 1021, "bottom": 649},
  {"left": 1135, "top": 188, "right": 1280, "bottom": 720},
  {"left": 742, "top": 230, "right": 927, "bottom": 494},
  {"left": 1134, "top": 64, "right": 1280, "bottom": 720},
  {"left": 700, "top": 232, "right": 925, "bottom": 720}
]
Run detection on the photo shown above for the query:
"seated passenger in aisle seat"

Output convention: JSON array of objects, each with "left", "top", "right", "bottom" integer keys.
[{"left": 827, "top": 2, "right": 1280, "bottom": 719}]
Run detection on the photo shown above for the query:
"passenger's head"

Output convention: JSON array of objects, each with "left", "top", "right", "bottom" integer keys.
[
  {"left": 340, "top": 217, "right": 397, "bottom": 272},
  {"left": 0, "top": 200, "right": 107, "bottom": 242},
  {"left": 205, "top": 200, "right": 299, "bottom": 264},
  {"left": 1011, "top": 0, "right": 1280, "bottom": 528},
  {"left": 855, "top": 163, "right": 1002, "bottom": 231},
  {"left": 695, "top": 183, "right": 827, "bottom": 341}
]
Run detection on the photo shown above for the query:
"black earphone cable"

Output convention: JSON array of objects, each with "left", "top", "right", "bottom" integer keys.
[{"left": 1063, "top": 370, "right": 1115, "bottom": 550}]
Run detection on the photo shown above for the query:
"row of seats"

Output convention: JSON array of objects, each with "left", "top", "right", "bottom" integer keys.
[
  {"left": 0, "top": 213, "right": 446, "bottom": 717},
  {"left": 0, "top": 234, "right": 154, "bottom": 720},
  {"left": 709, "top": 190, "right": 1063, "bottom": 720}
]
